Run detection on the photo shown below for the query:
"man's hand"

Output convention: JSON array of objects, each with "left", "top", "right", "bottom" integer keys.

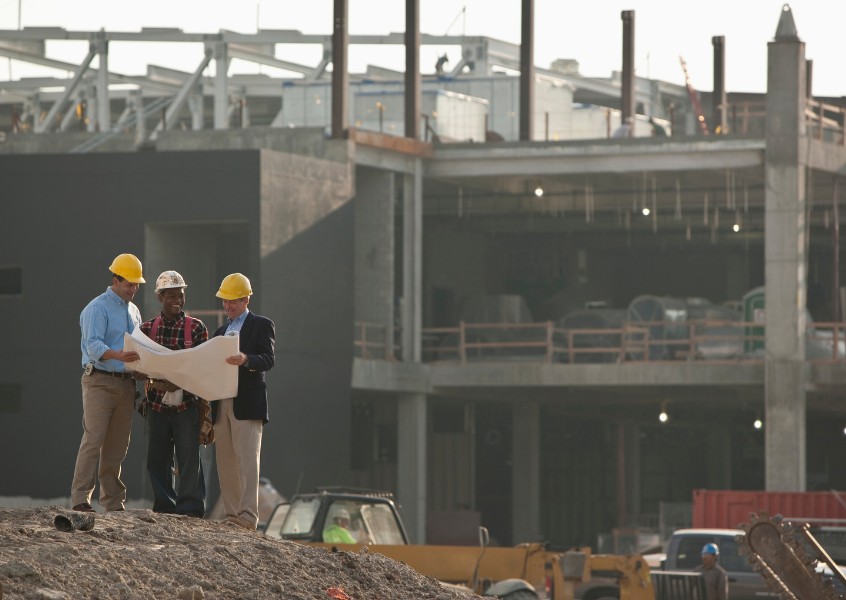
[
  {"left": 226, "top": 353, "right": 248, "bottom": 366},
  {"left": 119, "top": 350, "right": 140, "bottom": 363}
]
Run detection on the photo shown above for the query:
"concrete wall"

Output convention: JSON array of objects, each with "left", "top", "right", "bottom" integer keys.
[{"left": 0, "top": 146, "right": 355, "bottom": 503}]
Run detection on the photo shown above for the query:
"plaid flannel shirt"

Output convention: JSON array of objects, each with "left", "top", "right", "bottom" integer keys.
[{"left": 139, "top": 312, "right": 209, "bottom": 413}]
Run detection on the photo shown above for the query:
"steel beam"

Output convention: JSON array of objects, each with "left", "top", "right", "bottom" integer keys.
[
  {"left": 519, "top": 0, "right": 534, "bottom": 141},
  {"left": 621, "top": 11, "right": 635, "bottom": 124},
  {"left": 405, "top": 0, "right": 420, "bottom": 139},
  {"left": 331, "top": 0, "right": 348, "bottom": 139},
  {"left": 34, "top": 45, "right": 96, "bottom": 133}
]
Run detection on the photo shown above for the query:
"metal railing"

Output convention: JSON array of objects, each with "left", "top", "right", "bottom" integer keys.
[
  {"left": 725, "top": 99, "right": 846, "bottom": 143},
  {"left": 353, "top": 319, "right": 846, "bottom": 365},
  {"left": 353, "top": 321, "right": 398, "bottom": 361}
]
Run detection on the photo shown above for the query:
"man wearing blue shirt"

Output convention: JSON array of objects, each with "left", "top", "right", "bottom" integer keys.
[{"left": 70, "top": 253, "right": 145, "bottom": 513}]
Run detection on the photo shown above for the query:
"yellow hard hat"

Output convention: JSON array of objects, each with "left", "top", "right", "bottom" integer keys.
[
  {"left": 108, "top": 253, "right": 145, "bottom": 284},
  {"left": 216, "top": 273, "right": 253, "bottom": 300}
]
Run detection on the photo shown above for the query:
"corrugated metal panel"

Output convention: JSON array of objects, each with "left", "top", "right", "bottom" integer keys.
[{"left": 692, "top": 489, "right": 846, "bottom": 528}]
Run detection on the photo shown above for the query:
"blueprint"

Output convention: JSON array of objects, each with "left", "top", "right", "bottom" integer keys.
[{"left": 123, "top": 327, "right": 238, "bottom": 400}]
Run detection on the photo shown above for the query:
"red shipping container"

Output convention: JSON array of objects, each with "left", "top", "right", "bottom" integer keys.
[{"left": 692, "top": 489, "right": 846, "bottom": 529}]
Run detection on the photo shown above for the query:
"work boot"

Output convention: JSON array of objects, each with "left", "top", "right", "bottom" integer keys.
[
  {"left": 225, "top": 515, "right": 255, "bottom": 530},
  {"left": 72, "top": 503, "right": 94, "bottom": 512}
]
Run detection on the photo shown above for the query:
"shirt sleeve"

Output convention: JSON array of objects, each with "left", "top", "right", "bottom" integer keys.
[
  {"left": 80, "top": 304, "right": 110, "bottom": 362},
  {"left": 193, "top": 319, "right": 209, "bottom": 346}
]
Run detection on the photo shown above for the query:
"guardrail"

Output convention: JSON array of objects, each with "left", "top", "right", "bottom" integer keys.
[
  {"left": 353, "top": 321, "right": 398, "bottom": 361},
  {"left": 718, "top": 100, "right": 845, "bottom": 143},
  {"left": 407, "top": 320, "right": 846, "bottom": 365}
]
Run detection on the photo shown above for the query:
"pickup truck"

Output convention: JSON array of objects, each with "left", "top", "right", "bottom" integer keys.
[{"left": 658, "top": 528, "right": 777, "bottom": 600}]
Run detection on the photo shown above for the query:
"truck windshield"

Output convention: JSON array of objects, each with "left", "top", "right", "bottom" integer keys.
[
  {"left": 280, "top": 497, "right": 321, "bottom": 537},
  {"left": 360, "top": 503, "right": 406, "bottom": 545}
]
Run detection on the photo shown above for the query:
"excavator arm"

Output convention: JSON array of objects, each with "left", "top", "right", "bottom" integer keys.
[{"left": 739, "top": 511, "right": 845, "bottom": 599}]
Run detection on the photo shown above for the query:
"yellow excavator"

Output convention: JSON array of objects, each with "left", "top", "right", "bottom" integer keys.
[{"left": 263, "top": 488, "right": 678, "bottom": 600}]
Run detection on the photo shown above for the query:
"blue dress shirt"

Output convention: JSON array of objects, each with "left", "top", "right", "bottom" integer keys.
[
  {"left": 80, "top": 287, "right": 142, "bottom": 372},
  {"left": 224, "top": 308, "right": 250, "bottom": 336}
]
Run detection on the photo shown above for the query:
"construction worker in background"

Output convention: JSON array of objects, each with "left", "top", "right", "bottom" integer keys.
[
  {"left": 212, "top": 273, "right": 276, "bottom": 530},
  {"left": 612, "top": 115, "right": 634, "bottom": 138},
  {"left": 323, "top": 506, "right": 356, "bottom": 544},
  {"left": 695, "top": 543, "right": 728, "bottom": 600},
  {"left": 71, "top": 253, "right": 145, "bottom": 513},
  {"left": 139, "top": 271, "right": 210, "bottom": 518},
  {"left": 649, "top": 116, "right": 668, "bottom": 137}
]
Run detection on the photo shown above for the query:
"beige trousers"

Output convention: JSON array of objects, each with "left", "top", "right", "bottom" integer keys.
[
  {"left": 70, "top": 372, "right": 135, "bottom": 510},
  {"left": 214, "top": 398, "right": 263, "bottom": 527}
]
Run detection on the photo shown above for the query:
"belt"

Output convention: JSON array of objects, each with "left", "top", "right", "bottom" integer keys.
[{"left": 91, "top": 367, "right": 134, "bottom": 380}]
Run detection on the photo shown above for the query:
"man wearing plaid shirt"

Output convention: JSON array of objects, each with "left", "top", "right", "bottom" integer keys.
[{"left": 139, "top": 271, "right": 209, "bottom": 517}]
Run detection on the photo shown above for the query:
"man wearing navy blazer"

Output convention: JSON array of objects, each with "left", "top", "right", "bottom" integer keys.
[{"left": 213, "top": 272, "right": 275, "bottom": 530}]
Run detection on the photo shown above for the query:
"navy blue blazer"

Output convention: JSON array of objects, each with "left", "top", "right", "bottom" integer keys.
[{"left": 213, "top": 311, "right": 275, "bottom": 424}]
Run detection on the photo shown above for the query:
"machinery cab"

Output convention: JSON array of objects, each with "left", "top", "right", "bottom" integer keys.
[{"left": 264, "top": 488, "right": 409, "bottom": 545}]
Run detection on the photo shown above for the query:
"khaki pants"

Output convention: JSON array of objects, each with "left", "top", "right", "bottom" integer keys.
[
  {"left": 214, "top": 398, "right": 263, "bottom": 527},
  {"left": 70, "top": 372, "right": 135, "bottom": 510}
]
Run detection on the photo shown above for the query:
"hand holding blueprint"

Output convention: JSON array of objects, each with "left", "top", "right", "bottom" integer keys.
[{"left": 123, "top": 327, "right": 238, "bottom": 400}]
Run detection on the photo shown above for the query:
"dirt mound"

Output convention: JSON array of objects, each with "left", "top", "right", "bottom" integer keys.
[{"left": 0, "top": 506, "right": 482, "bottom": 600}]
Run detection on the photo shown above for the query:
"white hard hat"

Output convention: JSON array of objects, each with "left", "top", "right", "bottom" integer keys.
[
  {"left": 155, "top": 270, "right": 187, "bottom": 294},
  {"left": 329, "top": 505, "right": 351, "bottom": 521}
]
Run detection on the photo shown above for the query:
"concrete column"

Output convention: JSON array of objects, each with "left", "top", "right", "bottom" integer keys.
[
  {"left": 355, "top": 168, "right": 395, "bottom": 358},
  {"left": 398, "top": 392, "right": 427, "bottom": 543},
  {"left": 512, "top": 401, "right": 541, "bottom": 543},
  {"left": 705, "top": 427, "right": 731, "bottom": 488},
  {"left": 93, "top": 35, "right": 110, "bottom": 132},
  {"left": 213, "top": 42, "right": 230, "bottom": 130},
  {"left": 623, "top": 421, "right": 641, "bottom": 523},
  {"left": 764, "top": 5, "right": 807, "bottom": 491},
  {"left": 402, "top": 159, "right": 423, "bottom": 362}
]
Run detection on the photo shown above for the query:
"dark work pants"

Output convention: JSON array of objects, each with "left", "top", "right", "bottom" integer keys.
[{"left": 146, "top": 404, "right": 206, "bottom": 517}]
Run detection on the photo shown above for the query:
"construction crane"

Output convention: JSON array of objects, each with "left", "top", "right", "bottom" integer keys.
[{"left": 679, "top": 56, "right": 710, "bottom": 135}]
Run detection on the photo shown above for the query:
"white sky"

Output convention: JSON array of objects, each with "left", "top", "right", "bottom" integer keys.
[{"left": 0, "top": 0, "right": 843, "bottom": 96}]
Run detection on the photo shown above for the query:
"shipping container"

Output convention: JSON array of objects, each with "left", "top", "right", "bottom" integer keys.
[{"left": 692, "top": 489, "right": 846, "bottom": 529}]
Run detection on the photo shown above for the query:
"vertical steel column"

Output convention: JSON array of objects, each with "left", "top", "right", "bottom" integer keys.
[
  {"left": 519, "top": 0, "right": 534, "bottom": 141},
  {"left": 712, "top": 36, "right": 727, "bottom": 134},
  {"left": 331, "top": 0, "right": 348, "bottom": 139},
  {"left": 213, "top": 42, "right": 230, "bottom": 130},
  {"left": 93, "top": 33, "right": 110, "bottom": 132},
  {"left": 402, "top": 159, "right": 423, "bottom": 363},
  {"left": 621, "top": 10, "right": 635, "bottom": 124},
  {"left": 834, "top": 180, "right": 840, "bottom": 323},
  {"left": 405, "top": 0, "right": 420, "bottom": 139},
  {"left": 806, "top": 59, "right": 814, "bottom": 98}
]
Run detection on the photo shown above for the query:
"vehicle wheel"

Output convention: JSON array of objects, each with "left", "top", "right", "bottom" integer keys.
[
  {"left": 584, "top": 591, "right": 619, "bottom": 600},
  {"left": 499, "top": 591, "right": 538, "bottom": 600}
]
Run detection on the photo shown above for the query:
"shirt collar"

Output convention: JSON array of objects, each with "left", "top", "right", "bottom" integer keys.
[
  {"left": 160, "top": 310, "right": 186, "bottom": 324},
  {"left": 228, "top": 308, "right": 250, "bottom": 325},
  {"left": 105, "top": 287, "right": 128, "bottom": 306}
]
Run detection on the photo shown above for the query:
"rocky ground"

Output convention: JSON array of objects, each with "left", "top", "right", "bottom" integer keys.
[{"left": 0, "top": 507, "right": 483, "bottom": 600}]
